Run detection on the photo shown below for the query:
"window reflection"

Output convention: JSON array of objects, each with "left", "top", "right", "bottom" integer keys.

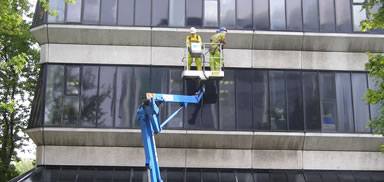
[
  {"left": 236, "top": 70, "right": 253, "bottom": 130},
  {"left": 152, "top": 0, "right": 169, "bottom": 26},
  {"left": 135, "top": 0, "right": 151, "bottom": 26},
  {"left": 270, "top": 0, "right": 286, "bottom": 30},
  {"left": 319, "top": 0, "right": 336, "bottom": 32},
  {"left": 185, "top": 79, "right": 202, "bottom": 129},
  {"left": 97, "top": 66, "right": 116, "bottom": 127},
  {"left": 115, "top": 67, "right": 133, "bottom": 128},
  {"left": 204, "top": 0, "right": 218, "bottom": 27},
  {"left": 45, "top": 65, "right": 64, "bottom": 126},
  {"left": 353, "top": 5, "right": 366, "bottom": 32},
  {"left": 286, "top": 0, "right": 303, "bottom": 31},
  {"left": 80, "top": 66, "right": 99, "bottom": 127},
  {"left": 66, "top": 0, "right": 82, "bottom": 23},
  {"left": 253, "top": 0, "right": 270, "bottom": 30},
  {"left": 236, "top": 0, "right": 252, "bottom": 29},
  {"left": 62, "top": 96, "right": 79, "bottom": 126},
  {"left": 203, "top": 80, "right": 219, "bottom": 129},
  {"left": 47, "top": 0, "right": 65, "bottom": 23},
  {"left": 319, "top": 73, "right": 337, "bottom": 132},
  {"left": 65, "top": 66, "right": 80, "bottom": 95},
  {"left": 335, "top": 73, "right": 354, "bottom": 132},
  {"left": 219, "top": 70, "right": 235, "bottom": 130},
  {"left": 352, "top": 73, "right": 370, "bottom": 133},
  {"left": 83, "top": 0, "right": 100, "bottom": 24},
  {"left": 100, "top": 0, "right": 117, "bottom": 25},
  {"left": 186, "top": 0, "right": 203, "bottom": 27},
  {"left": 220, "top": 0, "right": 236, "bottom": 28},
  {"left": 335, "top": 0, "right": 353, "bottom": 32},
  {"left": 286, "top": 71, "right": 304, "bottom": 131},
  {"left": 303, "top": 0, "right": 319, "bottom": 31},
  {"left": 303, "top": 72, "right": 321, "bottom": 131},
  {"left": 169, "top": 0, "right": 185, "bottom": 27},
  {"left": 118, "top": 0, "right": 134, "bottom": 25},
  {"left": 253, "top": 70, "right": 270, "bottom": 130},
  {"left": 269, "top": 71, "right": 287, "bottom": 130}
]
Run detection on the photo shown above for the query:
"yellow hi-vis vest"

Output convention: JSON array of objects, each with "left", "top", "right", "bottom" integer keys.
[
  {"left": 186, "top": 34, "right": 202, "bottom": 47},
  {"left": 209, "top": 32, "right": 226, "bottom": 53}
]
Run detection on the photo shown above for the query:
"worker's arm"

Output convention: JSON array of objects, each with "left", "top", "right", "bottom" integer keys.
[
  {"left": 221, "top": 33, "right": 226, "bottom": 45},
  {"left": 186, "top": 36, "right": 190, "bottom": 47},
  {"left": 198, "top": 35, "right": 203, "bottom": 47}
]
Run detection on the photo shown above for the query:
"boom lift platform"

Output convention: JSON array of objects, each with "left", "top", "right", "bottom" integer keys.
[{"left": 136, "top": 42, "right": 224, "bottom": 182}]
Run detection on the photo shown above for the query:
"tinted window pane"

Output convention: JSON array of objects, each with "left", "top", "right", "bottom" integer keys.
[
  {"left": 47, "top": 0, "right": 65, "bottom": 22},
  {"left": 97, "top": 66, "right": 116, "bottom": 127},
  {"left": 77, "top": 167, "right": 96, "bottom": 182},
  {"left": 94, "top": 168, "right": 114, "bottom": 182},
  {"left": 335, "top": 0, "right": 353, "bottom": 32},
  {"left": 220, "top": 170, "right": 236, "bottom": 182},
  {"left": 66, "top": 66, "right": 80, "bottom": 95},
  {"left": 41, "top": 167, "right": 61, "bottom": 181},
  {"left": 303, "top": 72, "right": 321, "bottom": 131},
  {"left": 202, "top": 170, "right": 218, "bottom": 182},
  {"left": 135, "top": 0, "right": 151, "bottom": 26},
  {"left": 167, "top": 69, "right": 184, "bottom": 128},
  {"left": 304, "top": 172, "right": 322, "bottom": 182},
  {"left": 354, "top": 172, "right": 372, "bottom": 182},
  {"left": 335, "top": 73, "right": 354, "bottom": 132},
  {"left": 236, "top": 0, "right": 252, "bottom": 29},
  {"left": 204, "top": 0, "right": 219, "bottom": 27},
  {"left": 321, "top": 172, "right": 339, "bottom": 182},
  {"left": 353, "top": 5, "right": 366, "bottom": 32},
  {"left": 30, "top": 68, "right": 45, "bottom": 128},
  {"left": 153, "top": 0, "right": 169, "bottom": 26},
  {"left": 100, "top": 0, "right": 117, "bottom": 25},
  {"left": 83, "top": 0, "right": 100, "bottom": 24},
  {"left": 319, "top": 72, "right": 337, "bottom": 132},
  {"left": 269, "top": 71, "right": 287, "bottom": 130},
  {"left": 254, "top": 172, "right": 270, "bottom": 182},
  {"left": 57, "top": 167, "right": 78, "bottom": 182},
  {"left": 271, "top": 172, "right": 288, "bottom": 182},
  {"left": 368, "top": 77, "right": 381, "bottom": 120},
  {"left": 186, "top": 79, "right": 202, "bottom": 129},
  {"left": 45, "top": 65, "right": 64, "bottom": 126},
  {"left": 32, "top": 1, "right": 45, "bottom": 26},
  {"left": 371, "top": 172, "right": 384, "bottom": 182},
  {"left": 319, "top": 0, "right": 336, "bottom": 32},
  {"left": 151, "top": 67, "right": 171, "bottom": 123},
  {"left": 236, "top": 170, "right": 254, "bottom": 182},
  {"left": 169, "top": 0, "right": 185, "bottom": 27},
  {"left": 253, "top": 70, "right": 270, "bottom": 130},
  {"left": 117, "top": 0, "right": 134, "bottom": 25},
  {"left": 80, "top": 66, "right": 99, "bottom": 127},
  {"left": 303, "top": 0, "right": 319, "bottom": 31},
  {"left": 220, "top": 70, "right": 236, "bottom": 130},
  {"left": 286, "top": 71, "right": 304, "bottom": 130},
  {"left": 287, "top": 171, "right": 305, "bottom": 182},
  {"left": 113, "top": 168, "right": 131, "bottom": 182},
  {"left": 338, "top": 172, "right": 357, "bottom": 182},
  {"left": 236, "top": 70, "right": 253, "bottom": 130},
  {"left": 270, "top": 0, "right": 286, "bottom": 30},
  {"left": 253, "top": 0, "right": 270, "bottom": 30},
  {"left": 66, "top": 0, "right": 82, "bottom": 23},
  {"left": 352, "top": 73, "right": 370, "bottom": 133},
  {"left": 115, "top": 67, "right": 133, "bottom": 128},
  {"left": 286, "top": 0, "right": 303, "bottom": 31},
  {"left": 62, "top": 96, "right": 79, "bottom": 126},
  {"left": 220, "top": 0, "right": 236, "bottom": 28},
  {"left": 202, "top": 80, "right": 219, "bottom": 129},
  {"left": 186, "top": 169, "right": 201, "bottom": 182},
  {"left": 132, "top": 168, "right": 148, "bottom": 182},
  {"left": 168, "top": 169, "right": 185, "bottom": 182},
  {"left": 131, "top": 67, "right": 151, "bottom": 128},
  {"left": 186, "top": 0, "right": 203, "bottom": 27}
]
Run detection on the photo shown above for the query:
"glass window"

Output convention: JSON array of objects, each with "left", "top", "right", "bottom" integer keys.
[
  {"left": 97, "top": 66, "right": 116, "bottom": 128},
  {"left": 319, "top": 0, "right": 336, "bottom": 32},
  {"left": 169, "top": 0, "right": 185, "bottom": 27},
  {"left": 204, "top": 0, "right": 218, "bottom": 27},
  {"left": 80, "top": 66, "right": 99, "bottom": 127},
  {"left": 131, "top": 67, "right": 151, "bottom": 128},
  {"left": 45, "top": 65, "right": 64, "bottom": 126},
  {"left": 135, "top": 0, "right": 151, "bottom": 26},
  {"left": 41, "top": 167, "right": 61, "bottom": 181},
  {"left": 57, "top": 167, "right": 78, "bottom": 181},
  {"left": 321, "top": 172, "right": 339, "bottom": 182},
  {"left": 115, "top": 67, "right": 133, "bottom": 128},
  {"left": 186, "top": 169, "right": 201, "bottom": 182},
  {"left": 303, "top": 72, "right": 321, "bottom": 131},
  {"left": 371, "top": 172, "right": 384, "bottom": 182},
  {"left": 271, "top": 172, "right": 288, "bottom": 182},
  {"left": 167, "top": 169, "right": 185, "bottom": 182},
  {"left": 30, "top": 68, "right": 45, "bottom": 128},
  {"left": 335, "top": 0, "right": 353, "bottom": 32},
  {"left": 368, "top": 77, "right": 381, "bottom": 121},
  {"left": 287, "top": 171, "right": 305, "bottom": 182},
  {"left": 117, "top": 0, "right": 134, "bottom": 25},
  {"left": 254, "top": 172, "right": 270, "bottom": 182},
  {"left": 66, "top": 0, "right": 82, "bottom": 23},
  {"left": 286, "top": 0, "right": 303, "bottom": 31},
  {"left": 201, "top": 170, "right": 218, "bottom": 182},
  {"left": 150, "top": 67, "right": 168, "bottom": 123},
  {"left": 32, "top": 0, "right": 46, "bottom": 26},
  {"left": 338, "top": 172, "right": 357, "bottom": 182},
  {"left": 94, "top": 168, "right": 114, "bottom": 182},
  {"left": 48, "top": 0, "right": 65, "bottom": 22},
  {"left": 270, "top": 0, "right": 286, "bottom": 30},
  {"left": 303, "top": 172, "right": 322, "bottom": 182},
  {"left": 303, "top": 0, "right": 319, "bottom": 31},
  {"left": 62, "top": 96, "right": 79, "bottom": 126},
  {"left": 186, "top": 0, "right": 203, "bottom": 27},
  {"left": 65, "top": 66, "right": 80, "bottom": 95},
  {"left": 269, "top": 71, "right": 287, "bottom": 130},
  {"left": 236, "top": 0, "right": 252, "bottom": 29},
  {"left": 132, "top": 168, "right": 148, "bottom": 182},
  {"left": 353, "top": 5, "right": 366, "bottom": 32},
  {"left": 219, "top": 70, "right": 236, "bottom": 130},
  {"left": 152, "top": 0, "right": 169, "bottom": 26},
  {"left": 83, "top": 0, "right": 100, "bottom": 24},
  {"left": 319, "top": 72, "right": 338, "bottom": 132},
  {"left": 354, "top": 172, "right": 373, "bottom": 182},
  {"left": 352, "top": 73, "right": 370, "bottom": 133},
  {"left": 220, "top": 170, "right": 236, "bottom": 182},
  {"left": 236, "top": 70, "right": 253, "bottom": 130},
  {"left": 220, "top": 0, "right": 236, "bottom": 28},
  {"left": 185, "top": 79, "right": 202, "bottom": 129},
  {"left": 167, "top": 69, "right": 184, "bottom": 128},
  {"left": 335, "top": 73, "right": 354, "bottom": 132},
  {"left": 254, "top": 0, "right": 270, "bottom": 30},
  {"left": 76, "top": 167, "right": 96, "bottom": 182},
  {"left": 286, "top": 71, "right": 304, "bottom": 131},
  {"left": 253, "top": 70, "right": 270, "bottom": 130},
  {"left": 100, "top": 0, "right": 117, "bottom": 25},
  {"left": 236, "top": 170, "right": 254, "bottom": 182},
  {"left": 113, "top": 168, "right": 131, "bottom": 182},
  {"left": 202, "top": 80, "right": 219, "bottom": 129}
]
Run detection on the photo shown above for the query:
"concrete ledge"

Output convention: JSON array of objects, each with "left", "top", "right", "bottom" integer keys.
[
  {"left": 31, "top": 24, "right": 384, "bottom": 53},
  {"left": 252, "top": 50, "right": 302, "bottom": 69},
  {"left": 186, "top": 148, "right": 252, "bottom": 168},
  {"left": 302, "top": 51, "right": 368, "bottom": 71},
  {"left": 253, "top": 132, "right": 305, "bottom": 150},
  {"left": 253, "top": 150, "right": 303, "bottom": 169},
  {"left": 186, "top": 130, "right": 253, "bottom": 149}
]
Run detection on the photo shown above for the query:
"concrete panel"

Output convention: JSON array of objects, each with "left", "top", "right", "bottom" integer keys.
[
  {"left": 26, "top": 128, "right": 44, "bottom": 145},
  {"left": 151, "top": 47, "right": 185, "bottom": 66},
  {"left": 303, "top": 150, "right": 384, "bottom": 170},
  {"left": 40, "top": 44, "right": 48, "bottom": 63},
  {"left": 225, "top": 30, "right": 254, "bottom": 49},
  {"left": 302, "top": 51, "right": 368, "bottom": 71},
  {"left": 253, "top": 132, "right": 305, "bottom": 150},
  {"left": 47, "top": 44, "right": 151, "bottom": 65},
  {"left": 30, "top": 25, "right": 48, "bottom": 45},
  {"left": 224, "top": 49, "right": 252, "bottom": 68},
  {"left": 252, "top": 50, "right": 302, "bottom": 69},
  {"left": 36, "top": 146, "right": 44, "bottom": 165},
  {"left": 253, "top": 150, "right": 303, "bottom": 169},
  {"left": 47, "top": 25, "right": 151, "bottom": 46},
  {"left": 186, "top": 149, "right": 252, "bottom": 168},
  {"left": 304, "top": 133, "right": 384, "bottom": 152},
  {"left": 157, "top": 130, "right": 186, "bottom": 148},
  {"left": 43, "top": 128, "right": 143, "bottom": 147},
  {"left": 186, "top": 130, "right": 253, "bottom": 149},
  {"left": 151, "top": 28, "right": 191, "bottom": 48},
  {"left": 253, "top": 31, "right": 303, "bottom": 50},
  {"left": 158, "top": 148, "right": 186, "bottom": 167}
]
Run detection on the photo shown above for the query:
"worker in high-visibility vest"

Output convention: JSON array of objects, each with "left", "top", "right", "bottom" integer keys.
[
  {"left": 186, "top": 27, "right": 202, "bottom": 71},
  {"left": 209, "top": 27, "right": 227, "bottom": 71}
]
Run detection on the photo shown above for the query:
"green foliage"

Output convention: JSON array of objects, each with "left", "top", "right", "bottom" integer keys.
[
  {"left": 361, "top": 0, "right": 384, "bottom": 31},
  {"left": 15, "top": 160, "right": 35, "bottom": 175},
  {"left": 0, "top": 0, "right": 40, "bottom": 181}
]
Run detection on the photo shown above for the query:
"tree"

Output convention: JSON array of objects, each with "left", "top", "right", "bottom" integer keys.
[
  {"left": 0, "top": 0, "right": 40, "bottom": 181},
  {"left": 362, "top": 0, "right": 384, "bottom": 151}
]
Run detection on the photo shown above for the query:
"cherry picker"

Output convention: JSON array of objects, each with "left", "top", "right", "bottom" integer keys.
[{"left": 136, "top": 42, "right": 224, "bottom": 182}]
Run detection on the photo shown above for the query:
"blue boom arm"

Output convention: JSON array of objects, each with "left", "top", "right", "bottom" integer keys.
[{"left": 136, "top": 85, "right": 205, "bottom": 182}]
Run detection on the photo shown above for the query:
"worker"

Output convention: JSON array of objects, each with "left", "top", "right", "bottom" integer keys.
[
  {"left": 209, "top": 27, "right": 227, "bottom": 71},
  {"left": 186, "top": 27, "right": 202, "bottom": 71}
]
